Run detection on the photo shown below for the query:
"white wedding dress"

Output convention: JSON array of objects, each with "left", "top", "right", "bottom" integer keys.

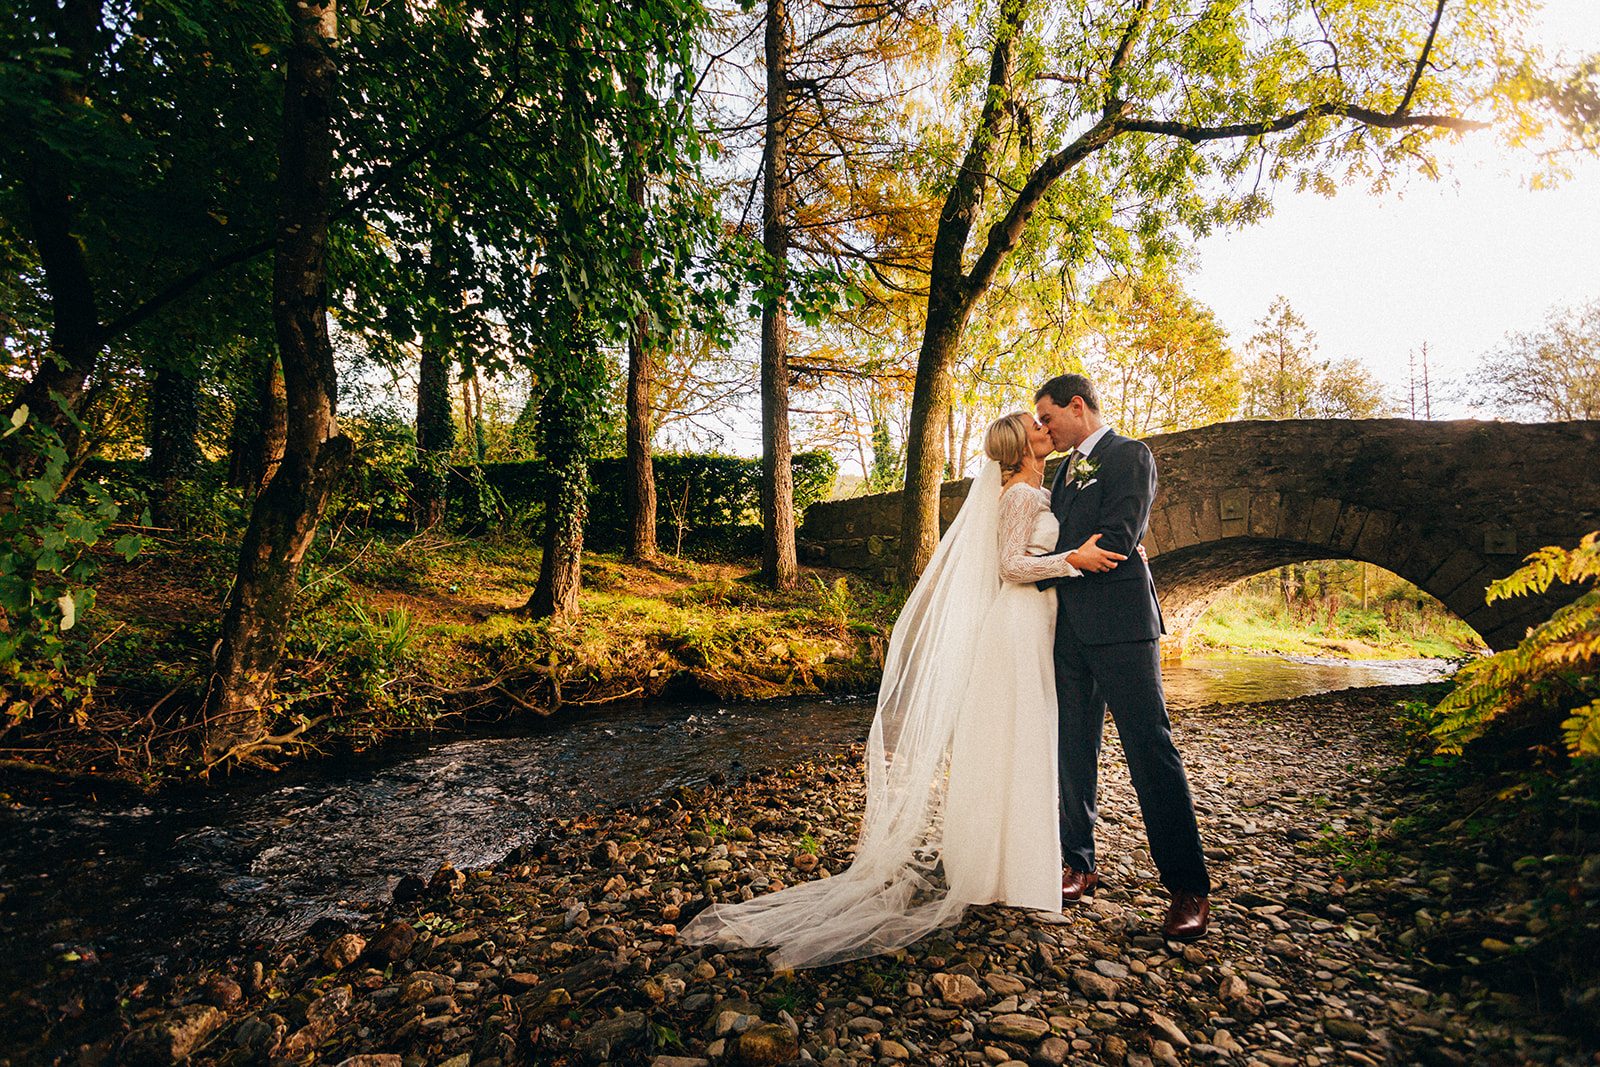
[{"left": 680, "top": 463, "right": 1077, "bottom": 970}]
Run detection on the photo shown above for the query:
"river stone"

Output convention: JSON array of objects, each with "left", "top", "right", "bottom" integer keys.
[
  {"left": 985, "top": 973, "right": 1027, "bottom": 996},
  {"left": 931, "top": 972, "right": 986, "bottom": 1006},
  {"left": 649, "top": 1059, "right": 712, "bottom": 1067},
  {"left": 334, "top": 1057, "right": 402, "bottom": 1067},
  {"left": 986, "top": 1014, "right": 1049, "bottom": 1042},
  {"left": 121, "top": 1005, "right": 224, "bottom": 1066},
  {"left": 1323, "top": 1015, "right": 1368, "bottom": 1041},
  {"left": 1091, "top": 959, "right": 1128, "bottom": 980},
  {"left": 1146, "top": 1010, "right": 1190, "bottom": 1047},
  {"left": 701, "top": 998, "right": 761, "bottom": 1036},
  {"left": 571, "top": 1011, "right": 648, "bottom": 1063},
  {"left": 877, "top": 1039, "right": 910, "bottom": 1059},
  {"left": 1033, "top": 1036, "right": 1070, "bottom": 1066},
  {"left": 428, "top": 864, "right": 466, "bottom": 896},
  {"left": 517, "top": 987, "right": 572, "bottom": 1021},
  {"left": 231, "top": 1014, "right": 284, "bottom": 1057},
  {"left": 322, "top": 933, "right": 366, "bottom": 970},
  {"left": 1071, "top": 968, "right": 1118, "bottom": 1001},
  {"left": 401, "top": 972, "right": 453, "bottom": 1002},
  {"left": 391, "top": 874, "right": 427, "bottom": 903},
  {"left": 201, "top": 976, "right": 241, "bottom": 1008},
  {"left": 362, "top": 921, "right": 417, "bottom": 962},
  {"left": 734, "top": 1023, "right": 799, "bottom": 1066}
]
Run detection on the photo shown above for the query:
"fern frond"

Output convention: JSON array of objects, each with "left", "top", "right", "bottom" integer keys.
[
  {"left": 1562, "top": 697, "right": 1600, "bottom": 759},
  {"left": 1487, "top": 532, "right": 1600, "bottom": 604}
]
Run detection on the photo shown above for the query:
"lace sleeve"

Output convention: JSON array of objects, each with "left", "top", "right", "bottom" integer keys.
[{"left": 997, "top": 485, "right": 1080, "bottom": 584}]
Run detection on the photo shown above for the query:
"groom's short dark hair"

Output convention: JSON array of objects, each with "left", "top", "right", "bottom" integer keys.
[{"left": 1035, "top": 373, "right": 1100, "bottom": 412}]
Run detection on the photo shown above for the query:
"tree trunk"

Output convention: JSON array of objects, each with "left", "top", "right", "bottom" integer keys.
[
  {"left": 625, "top": 319, "right": 657, "bottom": 560},
  {"left": 526, "top": 371, "right": 589, "bottom": 618},
  {"left": 759, "top": 0, "right": 798, "bottom": 589},
  {"left": 623, "top": 76, "right": 658, "bottom": 562},
  {"left": 203, "top": 0, "right": 352, "bottom": 762},
  {"left": 894, "top": 0, "right": 1025, "bottom": 582},
  {"left": 412, "top": 226, "right": 455, "bottom": 529},
  {"left": 897, "top": 287, "right": 973, "bottom": 580},
  {"left": 13, "top": 0, "right": 104, "bottom": 446}
]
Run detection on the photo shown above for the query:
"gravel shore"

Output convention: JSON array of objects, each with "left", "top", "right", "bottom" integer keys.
[{"left": 6, "top": 686, "right": 1597, "bottom": 1067}]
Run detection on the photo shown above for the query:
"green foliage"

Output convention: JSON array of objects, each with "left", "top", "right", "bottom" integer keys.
[
  {"left": 1428, "top": 533, "right": 1600, "bottom": 758},
  {"left": 471, "top": 451, "right": 837, "bottom": 550},
  {"left": 0, "top": 401, "right": 141, "bottom": 726}
]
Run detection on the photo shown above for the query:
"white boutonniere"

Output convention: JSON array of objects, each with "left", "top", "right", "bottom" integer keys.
[{"left": 1071, "top": 455, "right": 1100, "bottom": 487}]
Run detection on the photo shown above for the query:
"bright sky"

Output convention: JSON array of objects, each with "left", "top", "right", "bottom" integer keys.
[{"left": 1186, "top": 0, "right": 1600, "bottom": 418}]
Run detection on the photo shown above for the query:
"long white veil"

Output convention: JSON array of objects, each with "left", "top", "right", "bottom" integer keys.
[{"left": 679, "top": 461, "right": 1004, "bottom": 970}]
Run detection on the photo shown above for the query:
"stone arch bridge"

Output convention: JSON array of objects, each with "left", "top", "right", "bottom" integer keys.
[{"left": 799, "top": 419, "right": 1600, "bottom": 651}]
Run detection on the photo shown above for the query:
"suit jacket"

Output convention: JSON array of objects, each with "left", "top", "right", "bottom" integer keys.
[{"left": 1038, "top": 430, "right": 1166, "bottom": 645}]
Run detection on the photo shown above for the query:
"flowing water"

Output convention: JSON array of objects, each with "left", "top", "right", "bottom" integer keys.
[{"left": 0, "top": 655, "right": 1447, "bottom": 985}]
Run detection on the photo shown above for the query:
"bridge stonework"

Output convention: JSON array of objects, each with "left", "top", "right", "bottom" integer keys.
[{"left": 799, "top": 419, "right": 1600, "bottom": 651}]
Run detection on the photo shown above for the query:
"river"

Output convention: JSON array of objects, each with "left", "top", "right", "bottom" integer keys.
[{"left": 0, "top": 654, "right": 1446, "bottom": 987}]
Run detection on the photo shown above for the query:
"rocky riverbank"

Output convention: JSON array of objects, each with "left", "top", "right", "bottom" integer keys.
[{"left": 5, "top": 686, "right": 1597, "bottom": 1067}]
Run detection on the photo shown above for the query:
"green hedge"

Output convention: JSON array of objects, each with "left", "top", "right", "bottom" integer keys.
[{"left": 452, "top": 451, "right": 837, "bottom": 546}]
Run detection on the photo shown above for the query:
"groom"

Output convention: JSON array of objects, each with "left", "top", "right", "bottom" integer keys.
[{"left": 1034, "top": 373, "right": 1211, "bottom": 941}]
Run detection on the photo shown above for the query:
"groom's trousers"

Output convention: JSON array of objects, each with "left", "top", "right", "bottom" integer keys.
[{"left": 1054, "top": 630, "right": 1210, "bottom": 897}]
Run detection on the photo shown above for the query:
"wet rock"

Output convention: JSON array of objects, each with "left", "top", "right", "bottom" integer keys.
[
  {"left": 362, "top": 921, "right": 417, "bottom": 962},
  {"left": 428, "top": 864, "right": 466, "bottom": 897},
  {"left": 333, "top": 1057, "right": 402, "bottom": 1067},
  {"left": 120, "top": 1005, "right": 224, "bottom": 1066},
  {"left": 230, "top": 1014, "right": 284, "bottom": 1058},
  {"left": 571, "top": 1010, "right": 648, "bottom": 1063},
  {"left": 734, "top": 1022, "right": 799, "bottom": 1065},
  {"left": 322, "top": 933, "right": 367, "bottom": 970},
  {"left": 391, "top": 874, "right": 427, "bottom": 904},
  {"left": 200, "top": 976, "right": 241, "bottom": 1009}
]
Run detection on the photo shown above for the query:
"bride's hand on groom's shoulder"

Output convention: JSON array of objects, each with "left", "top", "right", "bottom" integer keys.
[{"left": 1068, "top": 534, "right": 1126, "bottom": 573}]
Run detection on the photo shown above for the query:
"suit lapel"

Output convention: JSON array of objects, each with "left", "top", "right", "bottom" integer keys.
[{"left": 1064, "top": 431, "right": 1116, "bottom": 517}]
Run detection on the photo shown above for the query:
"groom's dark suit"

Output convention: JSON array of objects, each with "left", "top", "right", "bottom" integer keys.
[{"left": 1038, "top": 430, "right": 1209, "bottom": 896}]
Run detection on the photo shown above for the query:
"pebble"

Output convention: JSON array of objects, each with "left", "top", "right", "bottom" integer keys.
[{"left": 11, "top": 688, "right": 1597, "bottom": 1067}]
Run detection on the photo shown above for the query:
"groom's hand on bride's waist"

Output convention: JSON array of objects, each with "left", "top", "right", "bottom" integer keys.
[{"left": 1068, "top": 533, "right": 1126, "bottom": 573}]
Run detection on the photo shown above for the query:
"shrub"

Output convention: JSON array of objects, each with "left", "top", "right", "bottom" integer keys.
[{"left": 0, "top": 400, "right": 141, "bottom": 727}]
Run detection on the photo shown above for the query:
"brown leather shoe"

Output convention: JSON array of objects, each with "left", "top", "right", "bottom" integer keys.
[
  {"left": 1161, "top": 891, "right": 1210, "bottom": 941},
  {"left": 1062, "top": 869, "right": 1099, "bottom": 902}
]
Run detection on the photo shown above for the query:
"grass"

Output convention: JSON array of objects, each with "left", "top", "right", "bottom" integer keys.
[
  {"left": 5, "top": 529, "right": 899, "bottom": 786},
  {"left": 1195, "top": 587, "right": 1484, "bottom": 659}
]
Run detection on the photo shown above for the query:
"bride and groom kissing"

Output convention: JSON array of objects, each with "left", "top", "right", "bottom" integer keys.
[{"left": 682, "top": 372, "right": 1210, "bottom": 970}]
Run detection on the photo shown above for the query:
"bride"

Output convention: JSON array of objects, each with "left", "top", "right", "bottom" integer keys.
[{"left": 679, "top": 411, "right": 1126, "bottom": 970}]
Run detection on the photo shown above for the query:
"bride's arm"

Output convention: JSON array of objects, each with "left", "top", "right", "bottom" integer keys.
[{"left": 997, "top": 487, "right": 1083, "bottom": 583}]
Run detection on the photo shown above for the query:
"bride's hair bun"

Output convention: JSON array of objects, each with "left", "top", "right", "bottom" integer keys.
[{"left": 984, "top": 411, "right": 1033, "bottom": 477}]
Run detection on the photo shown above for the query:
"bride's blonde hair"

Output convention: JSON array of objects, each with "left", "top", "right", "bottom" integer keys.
[{"left": 984, "top": 411, "right": 1034, "bottom": 478}]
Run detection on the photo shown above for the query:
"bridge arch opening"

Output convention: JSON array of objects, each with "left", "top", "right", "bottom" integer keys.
[{"left": 1165, "top": 553, "right": 1485, "bottom": 658}]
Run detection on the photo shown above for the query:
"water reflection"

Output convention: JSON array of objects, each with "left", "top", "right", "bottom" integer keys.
[{"left": 0, "top": 656, "right": 1448, "bottom": 983}]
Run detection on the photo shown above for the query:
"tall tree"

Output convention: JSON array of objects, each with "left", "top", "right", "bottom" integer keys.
[
  {"left": 1081, "top": 275, "right": 1239, "bottom": 435},
  {"left": 624, "top": 78, "right": 658, "bottom": 561},
  {"left": 203, "top": 0, "right": 352, "bottom": 760},
  {"left": 760, "top": 0, "right": 799, "bottom": 588},
  {"left": 1476, "top": 297, "right": 1600, "bottom": 420},
  {"left": 893, "top": 0, "right": 1575, "bottom": 579},
  {"left": 1239, "top": 296, "right": 1321, "bottom": 419}
]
